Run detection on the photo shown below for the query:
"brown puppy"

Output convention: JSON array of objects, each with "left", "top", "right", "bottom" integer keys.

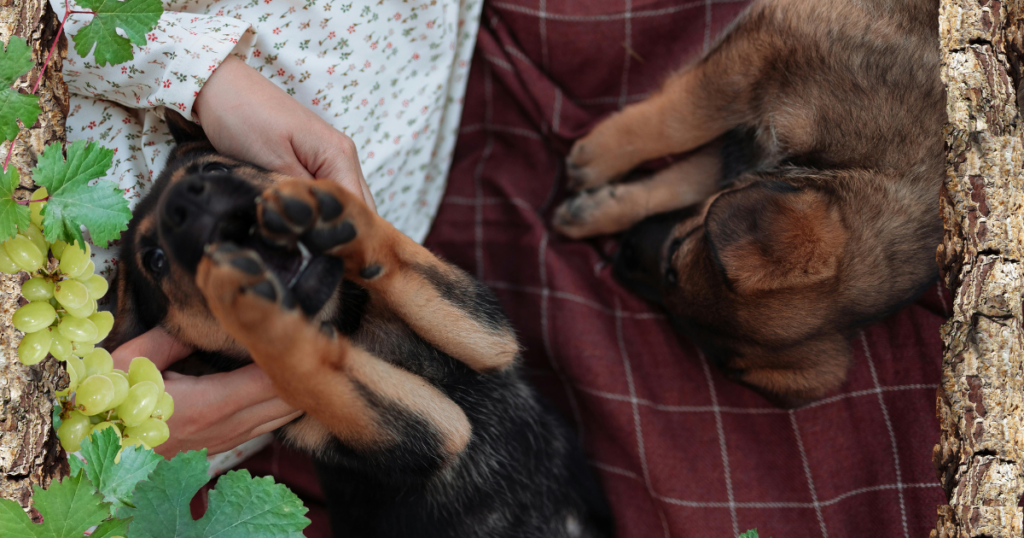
[{"left": 553, "top": 0, "right": 944, "bottom": 406}]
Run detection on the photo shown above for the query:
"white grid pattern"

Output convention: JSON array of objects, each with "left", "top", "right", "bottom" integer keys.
[
  {"left": 700, "top": 350, "right": 738, "bottom": 536},
  {"left": 862, "top": 331, "right": 910, "bottom": 538}
]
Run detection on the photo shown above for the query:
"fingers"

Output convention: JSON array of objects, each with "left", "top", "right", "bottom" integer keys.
[
  {"left": 295, "top": 129, "right": 378, "bottom": 213},
  {"left": 111, "top": 327, "right": 194, "bottom": 371},
  {"left": 165, "top": 363, "right": 279, "bottom": 416}
]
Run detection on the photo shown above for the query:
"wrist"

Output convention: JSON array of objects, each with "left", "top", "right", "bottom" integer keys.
[{"left": 193, "top": 55, "right": 251, "bottom": 124}]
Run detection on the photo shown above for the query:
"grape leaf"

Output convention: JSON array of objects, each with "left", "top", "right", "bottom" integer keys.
[
  {"left": 0, "top": 165, "right": 30, "bottom": 242},
  {"left": 120, "top": 450, "right": 310, "bottom": 538},
  {"left": 91, "top": 516, "right": 133, "bottom": 538},
  {"left": 738, "top": 530, "right": 760, "bottom": 538},
  {"left": 33, "top": 140, "right": 131, "bottom": 247},
  {"left": 71, "top": 427, "right": 162, "bottom": 515},
  {"left": 0, "top": 472, "right": 130, "bottom": 538},
  {"left": 71, "top": 0, "right": 163, "bottom": 67},
  {"left": 0, "top": 37, "right": 41, "bottom": 143}
]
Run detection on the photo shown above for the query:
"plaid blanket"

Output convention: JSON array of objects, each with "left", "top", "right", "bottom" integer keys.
[{"left": 233, "top": 1, "right": 951, "bottom": 536}]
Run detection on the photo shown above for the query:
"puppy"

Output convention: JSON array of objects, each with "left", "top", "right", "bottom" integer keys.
[
  {"left": 553, "top": 0, "right": 944, "bottom": 406},
  {"left": 107, "top": 112, "right": 612, "bottom": 538}
]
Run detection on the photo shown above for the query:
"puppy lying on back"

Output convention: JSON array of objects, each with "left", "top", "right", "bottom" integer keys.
[
  {"left": 108, "top": 112, "right": 612, "bottom": 537},
  {"left": 553, "top": 0, "right": 944, "bottom": 406}
]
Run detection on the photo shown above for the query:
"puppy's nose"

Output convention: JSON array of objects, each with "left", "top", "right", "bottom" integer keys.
[{"left": 162, "top": 176, "right": 211, "bottom": 229}]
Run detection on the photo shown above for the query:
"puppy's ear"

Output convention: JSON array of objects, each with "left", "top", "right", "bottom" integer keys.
[
  {"left": 164, "top": 109, "right": 209, "bottom": 145},
  {"left": 705, "top": 181, "right": 846, "bottom": 293}
]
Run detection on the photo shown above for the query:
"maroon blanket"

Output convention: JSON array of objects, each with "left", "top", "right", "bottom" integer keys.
[{"left": 237, "top": 1, "right": 951, "bottom": 536}]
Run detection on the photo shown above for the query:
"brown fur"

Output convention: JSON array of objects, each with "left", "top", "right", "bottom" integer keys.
[{"left": 553, "top": 0, "right": 944, "bottom": 406}]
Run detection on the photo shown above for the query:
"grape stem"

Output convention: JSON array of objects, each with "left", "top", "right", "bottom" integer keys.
[{"left": 14, "top": 197, "right": 49, "bottom": 205}]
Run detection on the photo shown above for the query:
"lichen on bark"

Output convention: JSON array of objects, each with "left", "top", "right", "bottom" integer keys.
[
  {"left": 0, "top": 0, "right": 69, "bottom": 512},
  {"left": 933, "top": 0, "right": 1024, "bottom": 536}
]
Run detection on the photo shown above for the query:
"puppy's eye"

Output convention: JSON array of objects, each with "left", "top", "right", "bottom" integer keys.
[
  {"left": 202, "top": 162, "right": 231, "bottom": 174},
  {"left": 142, "top": 248, "right": 167, "bottom": 275}
]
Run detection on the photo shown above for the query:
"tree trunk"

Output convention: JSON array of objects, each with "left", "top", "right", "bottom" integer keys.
[
  {"left": 933, "top": 0, "right": 1024, "bottom": 537},
  {"left": 0, "top": 0, "right": 69, "bottom": 512}
]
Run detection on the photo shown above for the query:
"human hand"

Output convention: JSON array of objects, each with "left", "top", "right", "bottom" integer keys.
[
  {"left": 193, "top": 55, "right": 377, "bottom": 212},
  {"left": 111, "top": 327, "right": 303, "bottom": 457}
]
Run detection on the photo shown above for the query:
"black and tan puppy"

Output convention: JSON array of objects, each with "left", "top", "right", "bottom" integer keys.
[
  {"left": 107, "top": 112, "right": 612, "bottom": 538},
  {"left": 553, "top": 0, "right": 944, "bottom": 406}
]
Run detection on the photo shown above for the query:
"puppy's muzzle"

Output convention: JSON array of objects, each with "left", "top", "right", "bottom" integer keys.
[{"left": 613, "top": 207, "right": 695, "bottom": 304}]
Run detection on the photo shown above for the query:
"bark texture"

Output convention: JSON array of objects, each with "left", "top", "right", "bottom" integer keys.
[
  {"left": 0, "top": 0, "right": 69, "bottom": 512},
  {"left": 933, "top": 0, "right": 1024, "bottom": 536}
]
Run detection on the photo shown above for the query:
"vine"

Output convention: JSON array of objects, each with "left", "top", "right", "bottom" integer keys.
[{"left": 2, "top": 3, "right": 311, "bottom": 536}]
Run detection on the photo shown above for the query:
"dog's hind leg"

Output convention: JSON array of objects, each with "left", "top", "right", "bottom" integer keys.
[
  {"left": 195, "top": 246, "right": 473, "bottom": 461},
  {"left": 258, "top": 178, "right": 520, "bottom": 373},
  {"left": 553, "top": 143, "right": 721, "bottom": 238}
]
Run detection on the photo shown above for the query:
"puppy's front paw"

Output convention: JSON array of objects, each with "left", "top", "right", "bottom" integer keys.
[
  {"left": 258, "top": 178, "right": 392, "bottom": 283},
  {"left": 197, "top": 243, "right": 297, "bottom": 329}
]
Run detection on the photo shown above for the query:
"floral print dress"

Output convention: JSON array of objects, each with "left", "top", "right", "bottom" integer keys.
[{"left": 51, "top": 0, "right": 483, "bottom": 277}]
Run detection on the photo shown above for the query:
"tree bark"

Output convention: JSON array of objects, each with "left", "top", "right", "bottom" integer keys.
[
  {"left": 933, "top": 0, "right": 1024, "bottom": 537},
  {"left": 0, "top": 0, "right": 69, "bottom": 512}
]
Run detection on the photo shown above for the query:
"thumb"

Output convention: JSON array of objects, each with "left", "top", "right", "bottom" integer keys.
[
  {"left": 111, "top": 327, "right": 194, "bottom": 371},
  {"left": 294, "top": 130, "right": 377, "bottom": 213}
]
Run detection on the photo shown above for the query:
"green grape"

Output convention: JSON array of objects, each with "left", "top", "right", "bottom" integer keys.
[
  {"left": 59, "top": 242, "right": 90, "bottom": 279},
  {"left": 128, "top": 357, "right": 164, "bottom": 392},
  {"left": 5, "top": 235, "right": 44, "bottom": 272},
  {"left": 76, "top": 374, "right": 114, "bottom": 416},
  {"left": 71, "top": 341, "right": 94, "bottom": 357},
  {"left": 119, "top": 436, "right": 150, "bottom": 454},
  {"left": 88, "top": 311, "right": 114, "bottom": 343},
  {"left": 17, "top": 328, "right": 51, "bottom": 365},
  {"left": 58, "top": 316, "right": 98, "bottom": 343},
  {"left": 80, "top": 274, "right": 109, "bottom": 298},
  {"left": 104, "top": 372, "right": 129, "bottom": 409},
  {"left": 117, "top": 381, "right": 160, "bottom": 427},
  {"left": 124, "top": 418, "right": 169, "bottom": 448},
  {"left": 55, "top": 279, "right": 89, "bottom": 310},
  {"left": 57, "top": 411, "right": 91, "bottom": 453},
  {"left": 49, "top": 330, "right": 72, "bottom": 361},
  {"left": 22, "top": 225, "right": 47, "bottom": 261},
  {"left": 90, "top": 421, "right": 121, "bottom": 443},
  {"left": 151, "top": 392, "right": 174, "bottom": 422},
  {"left": 83, "top": 348, "right": 113, "bottom": 377},
  {"left": 112, "top": 368, "right": 127, "bottom": 377},
  {"left": 22, "top": 277, "right": 54, "bottom": 302},
  {"left": 29, "top": 187, "right": 47, "bottom": 228},
  {"left": 13, "top": 301, "right": 57, "bottom": 333},
  {"left": 89, "top": 414, "right": 102, "bottom": 424},
  {"left": 80, "top": 260, "right": 95, "bottom": 277},
  {"left": 65, "top": 356, "right": 85, "bottom": 392},
  {"left": 0, "top": 243, "right": 19, "bottom": 274},
  {"left": 64, "top": 299, "right": 97, "bottom": 319},
  {"left": 50, "top": 239, "right": 67, "bottom": 260}
]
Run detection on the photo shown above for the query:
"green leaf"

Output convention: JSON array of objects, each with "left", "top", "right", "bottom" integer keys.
[
  {"left": 33, "top": 141, "right": 131, "bottom": 247},
  {"left": 738, "top": 530, "right": 759, "bottom": 538},
  {"left": 121, "top": 450, "right": 310, "bottom": 538},
  {"left": 74, "top": 427, "right": 163, "bottom": 515},
  {"left": 0, "top": 165, "right": 29, "bottom": 242},
  {"left": 0, "top": 37, "right": 41, "bottom": 143},
  {"left": 71, "top": 0, "right": 164, "bottom": 67},
  {"left": 52, "top": 400, "right": 63, "bottom": 432},
  {"left": 0, "top": 472, "right": 128, "bottom": 538}
]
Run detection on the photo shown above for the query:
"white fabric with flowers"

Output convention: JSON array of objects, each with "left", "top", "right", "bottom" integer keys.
[{"left": 50, "top": 0, "right": 482, "bottom": 278}]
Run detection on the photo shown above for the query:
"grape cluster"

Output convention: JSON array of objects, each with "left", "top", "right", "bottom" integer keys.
[
  {"left": 57, "top": 355, "right": 174, "bottom": 453},
  {"left": 2, "top": 188, "right": 173, "bottom": 454}
]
